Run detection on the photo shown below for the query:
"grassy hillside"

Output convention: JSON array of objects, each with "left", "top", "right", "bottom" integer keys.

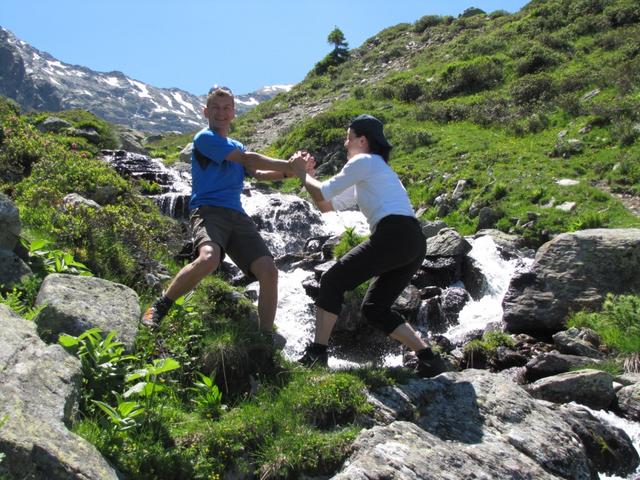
[{"left": 230, "top": 0, "right": 640, "bottom": 245}]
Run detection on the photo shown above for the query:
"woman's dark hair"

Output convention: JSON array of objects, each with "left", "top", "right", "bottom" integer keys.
[{"left": 349, "top": 118, "right": 393, "bottom": 163}]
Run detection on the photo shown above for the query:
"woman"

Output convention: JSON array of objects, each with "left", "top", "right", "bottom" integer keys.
[{"left": 291, "top": 114, "right": 446, "bottom": 377}]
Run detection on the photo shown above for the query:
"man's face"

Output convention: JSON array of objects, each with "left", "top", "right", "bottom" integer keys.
[{"left": 204, "top": 94, "right": 235, "bottom": 131}]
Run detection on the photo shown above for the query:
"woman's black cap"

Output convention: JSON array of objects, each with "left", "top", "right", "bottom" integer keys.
[{"left": 349, "top": 114, "right": 392, "bottom": 148}]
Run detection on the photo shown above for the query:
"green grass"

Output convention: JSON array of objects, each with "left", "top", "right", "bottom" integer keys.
[{"left": 567, "top": 294, "right": 640, "bottom": 353}]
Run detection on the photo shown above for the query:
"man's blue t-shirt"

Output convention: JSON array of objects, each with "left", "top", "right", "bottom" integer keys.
[{"left": 189, "top": 127, "right": 248, "bottom": 213}]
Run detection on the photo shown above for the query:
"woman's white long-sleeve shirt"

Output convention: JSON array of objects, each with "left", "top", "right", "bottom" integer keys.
[{"left": 319, "top": 153, "right": 415, "bottom": 230}]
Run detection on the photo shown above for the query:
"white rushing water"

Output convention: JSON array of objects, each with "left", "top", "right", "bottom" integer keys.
[{"left": 445, "top": 235, "right": 533, "bottom": 343}]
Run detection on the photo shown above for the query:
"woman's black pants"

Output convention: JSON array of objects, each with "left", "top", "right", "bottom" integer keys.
[{"left": 316, "top": 215, "right": 426, "bottom": 334}]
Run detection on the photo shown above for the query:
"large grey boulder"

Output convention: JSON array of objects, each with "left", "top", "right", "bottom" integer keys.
[
  {"left": 617, "top": 383, "right": 640, "bottom": 421},
  {"left": 0, "top": 248, "right": 32, "bottom": 290},
  {"left": 556, "top": 403, "right": 640, "bottom": 477},
  {"left": 527, "top": 369, "right": 616, "bottom": 410},
  {"left": 0, "top": 193, "right": 20, "bottom": 251},
  {"left": 425, "top": 227, "right": 472, "bottom": 257},
  {"left": 0, "top": 305, "right": 121, "bottom": 479},
  {"left": 335, "top": 369, "right": 636, "bottom": 479},
  {"left": 503, "top": 229, "right": 640, "bottom": 334},
  {"left": 525, "top": 351, "right": 602, "bottom": 382},
  {"left": 552, "top": 327, "right": 602, "bottom": 358},
  {"left": 34, "top": 274, "right": 140, "bottom": 349}
]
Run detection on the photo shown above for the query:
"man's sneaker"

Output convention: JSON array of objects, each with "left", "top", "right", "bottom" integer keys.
[
  {"left": 404, "top": 349, "right": 447, "bottom": 378},
  {"left": 298, "top": 344, "right": 328, "bottom": 368},
  {"left": 140, "top": 296, "right": 173, "bottom": 329},
  {"left": 140, "top": 304, "right": 165, "bottom": 329}
]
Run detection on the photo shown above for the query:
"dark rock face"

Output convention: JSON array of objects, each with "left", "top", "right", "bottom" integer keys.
[
  {"left": 558, "top": 404, "right": 640, "bottom": 477},
  {"left": 503, "top": 229, "right": 640, "bottom": 335}
]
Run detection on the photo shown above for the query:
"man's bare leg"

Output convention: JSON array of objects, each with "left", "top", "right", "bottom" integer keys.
[
  {"left": 164, "top": 243, "right": 221, "bottom": 300},
  {"left": 250, "top": 255, "right": 278, "bottom": 332}
]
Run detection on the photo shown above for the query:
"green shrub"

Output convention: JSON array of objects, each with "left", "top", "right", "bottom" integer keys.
[
  {"left": 437, "top": 56, "right": 504, "bottom": 98},
  {"left": 513, "top": 44, "right": 562, "bottom": 76},
  {"left": 395, "top": 128, "right": 436, "bottom": 151},
  {"left": 333, "top": 227, "right": 367, "bottom": 259},
  {"left": 460, "top": 7, "right": 486, "bottom": 18},
  {"left": 510, "top": 74, "right": 556, "bottom": 105},
  {"left": 604, "top": 0, "right": 640, "bottom": 26},
  {"left": 396, "top": 81, "right": 423, "bottom": 102},
  {"left": 413, "top": 14, "right": 443, "bottom": 33},
  {"left": 567, "top": 294, "right": 640, "bottom": 353}
]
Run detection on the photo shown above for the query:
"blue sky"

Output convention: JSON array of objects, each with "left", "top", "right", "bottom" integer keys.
[{"left": 1, "top": 0, "right": 529, "bottom": 95}]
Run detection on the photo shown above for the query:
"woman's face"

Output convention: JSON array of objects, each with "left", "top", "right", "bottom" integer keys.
[{"left": 344, "top": 128, "right": 367, "bottom": 159}]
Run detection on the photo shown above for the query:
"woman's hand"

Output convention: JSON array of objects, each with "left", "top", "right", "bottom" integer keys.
[{"left": 289, "top": 150, "right": 315, "bottom": 180}]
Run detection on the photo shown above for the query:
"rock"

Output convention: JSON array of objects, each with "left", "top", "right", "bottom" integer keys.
[
  {"left": 38, "top": 116, "right": 72, "bottom": 133},
  {"left": 0, "top": 192, "right": 20, "bottom": 251},
  {"left": 476, "top": 206, "right": 502, "bottom": 231},
  {"left": 489, "top": 346, "right": 529, "bottom": 371},
  {"left": 556, "top": 179, "right": 580, "bottom": 186},
  {"left": 116, "top": 126, "right": 148, "bottom": 155},
  {"left": 420, "top": 220, "right": 446, "bottom": 239},
  {"left": 69, "top": 127, "right": 100, "bottom": 144},
  {"left": 555, "top": 201, "right": 576, "bottom": 212},
  {"left": 440, "top": 286, "right": 471, "bottom": 325},
  {"left": 414, "top": 256, "right": 461, "bottom": 289},
  {"left": 425, "top": 228, "right": 472, "bottom": 257},
  {"left": 527, "top": 369, "right": 616, "bottom": 410},
  {"left": 34, "top": 273, "right": 140, "bottom": 349},
  {"left": 616, "top": 383, "right": 640, "bottom": 421},
  {"left": 552, "top": 327, "right": 602, "bottom": 358},
  {"left": 334, "top": 421, "right": 564, "bottom": 480},
  {"left": 0, "top": 248, "right": 32, "bottom": 291},
  {"left": 503, "top": 229, "right": 640, "bottom": 335},
  {"left": 474, "top": 229, "right": 530, "bottom": 259},
  {"left": 339, "top": 370, "right": 606, "bottom": 479},
  {"left": 0, "top": 305, "right": 121, "bottom": 479},
  {"left": 61, "top": 193, "right": 101, "bottom": 210},
  {"left": 557, "top": 403, "right": 639, "bottom": 477},
  {"left": 525, "top": 351, "right": 602, "bottom": 382},
  {"left": 461, "top": 255, "right": 487, "bottom": 299},
  {"left": 179, "top": 143, "right": 193, "bottom": 163}
]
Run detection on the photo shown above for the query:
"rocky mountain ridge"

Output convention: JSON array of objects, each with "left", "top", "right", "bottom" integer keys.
[{"left": 0, "top": 27, "right": 291, "bottom": 133}]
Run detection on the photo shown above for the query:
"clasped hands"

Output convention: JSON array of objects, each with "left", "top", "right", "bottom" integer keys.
[{"left": 289, "top": 150, "right": 315, "bottom": 183}]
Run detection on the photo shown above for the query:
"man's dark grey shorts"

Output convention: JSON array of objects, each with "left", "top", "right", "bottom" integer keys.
[{"left": 190, "top": 205, "right": 272, "bottom": 275}]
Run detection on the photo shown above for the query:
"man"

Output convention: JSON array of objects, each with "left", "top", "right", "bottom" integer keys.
[{"left": 142, "top": 86, "right": 314, "bottom": 343}]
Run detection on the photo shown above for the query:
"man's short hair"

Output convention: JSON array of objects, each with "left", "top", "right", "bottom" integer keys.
[{"left": 206, "top": 86, "right": 234, "bottom": 108}]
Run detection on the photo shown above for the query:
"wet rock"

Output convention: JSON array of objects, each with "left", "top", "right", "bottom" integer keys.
[
  {"left": 503, "top": 229, "right": 640, "bottom": 335},
  {"left": 527, "top": 369, "right": 616, "bottom": 410},
  {"left": 552, "top": 327, "right": 602, "bottom": 358},
  {"left": 616, "top": 383, "right": 640, "bottom": 421},
  {"left": 557, "top": 403, "right": 639, "bottom": 477},
  {"left": 525, "top": 351, "right": 602, "bottom": 382}
]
